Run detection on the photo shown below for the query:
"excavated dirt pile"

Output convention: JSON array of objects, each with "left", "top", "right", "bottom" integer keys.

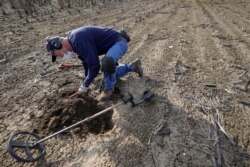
[
  {"left": 0, "top": 0, "right": 249, "bottom": 167},
  {"left": 32, "top": 98, "right": 113, "bottom": 136}
]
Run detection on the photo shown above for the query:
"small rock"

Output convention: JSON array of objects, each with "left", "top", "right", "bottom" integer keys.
[
  {"left": 3, "top": 31, "right": 14, "bottom": 36},
  {"left": 34, "top": 110, "right": 44, "bottom": 118},
  {"left": 0, "top": 59, "right": 6, "bottom": 64}
]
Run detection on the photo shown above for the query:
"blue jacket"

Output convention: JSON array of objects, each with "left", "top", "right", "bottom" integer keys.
[{"left": 67, "top": 26, "right": 120, "bottom": 87}]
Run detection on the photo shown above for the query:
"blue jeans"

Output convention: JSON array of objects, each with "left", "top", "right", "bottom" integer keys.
[{"left": 104, "top": 38, "right": 134, "bottom": 90}]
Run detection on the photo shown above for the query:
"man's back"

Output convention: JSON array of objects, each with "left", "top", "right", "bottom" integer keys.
[{"left": 67, "top": 26, "right": 120, "bottom": 55}]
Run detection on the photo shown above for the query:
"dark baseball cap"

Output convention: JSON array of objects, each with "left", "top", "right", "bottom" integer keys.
[{"left": 45, "top": 36, "right": 62, "bottom": 62}]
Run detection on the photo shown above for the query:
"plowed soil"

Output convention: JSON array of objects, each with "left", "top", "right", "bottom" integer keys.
[{"left": 0, "top": 0, "right": 249, "bottom": 167}]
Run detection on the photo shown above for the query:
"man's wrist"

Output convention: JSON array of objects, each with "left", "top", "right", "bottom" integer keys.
[{"left": 83, "top": 82, "right": 89, "bottom": 87}]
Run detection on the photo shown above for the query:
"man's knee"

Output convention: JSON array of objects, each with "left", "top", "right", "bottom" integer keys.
[{"left": 101, "top": 56, "right": 117, "bottom": 74}]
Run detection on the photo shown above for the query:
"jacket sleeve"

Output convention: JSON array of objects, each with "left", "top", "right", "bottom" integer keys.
[
  {"left": 81, "top": 60, "right": 88, "bottom": 77},
  {"left": 83, "top": 39, "right": 100, "bottom": 87}
]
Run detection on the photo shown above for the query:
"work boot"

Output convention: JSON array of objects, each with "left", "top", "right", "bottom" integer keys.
[
  {"left": 99, "top": 89, "right": 114, "bottom": 101},
  {"left": 131, "top": 59, "right": 143, "bottom": 77}
]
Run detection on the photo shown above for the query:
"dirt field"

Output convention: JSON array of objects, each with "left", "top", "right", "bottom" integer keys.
[{"left": 0, "top": 0, "right": 250, "bottom": 166}]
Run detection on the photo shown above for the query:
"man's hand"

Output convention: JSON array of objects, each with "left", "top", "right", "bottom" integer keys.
[
  {"left": 68, "top": 84, "right": 88, "bottom": 98},
  {"left": 58, "top": 63, "right": 72, "bottom": 70},
  {"left": 78, "top": 84, "right": 88, "bottom": 94}
]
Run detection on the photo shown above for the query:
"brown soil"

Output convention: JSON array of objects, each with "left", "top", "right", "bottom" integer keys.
[{"left": 0, "top": 0, "right": 249, "bottom": 167}]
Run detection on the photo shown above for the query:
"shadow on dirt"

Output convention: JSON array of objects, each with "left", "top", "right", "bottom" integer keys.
[
  {"left": 90, "top": 76, "right": 250, "bottom": 167},
  {"left": 106, "top": 93, "right": 250, "bottom": 167}
]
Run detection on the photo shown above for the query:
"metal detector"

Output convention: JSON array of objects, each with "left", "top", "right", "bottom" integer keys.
[{"left": 7, "top": 91, "right": 154, "bottom": 162}]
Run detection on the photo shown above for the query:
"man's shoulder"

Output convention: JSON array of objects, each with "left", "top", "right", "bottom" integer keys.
[
  {"left": 69, "top": 27, "right": 91, "bottom": 37},
  {"left": 67, "top": 27, "right": 92, "bottom": 46}
]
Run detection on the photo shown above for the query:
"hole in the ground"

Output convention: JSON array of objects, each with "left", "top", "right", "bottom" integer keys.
[{"left": 33, "top": 98, "right": 113, "bottom": 137}]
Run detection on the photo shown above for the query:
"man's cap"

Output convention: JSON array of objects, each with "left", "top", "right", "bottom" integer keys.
[{"left": 45, "top": 36, "right": 62, "bottom": 62}]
